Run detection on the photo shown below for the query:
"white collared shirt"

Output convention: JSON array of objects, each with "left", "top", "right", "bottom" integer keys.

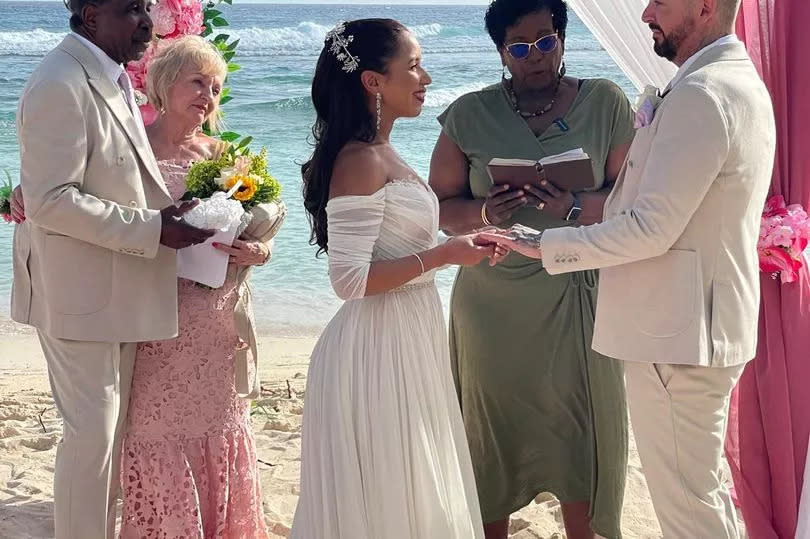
[
  {"left": 666, "top": 34, "right": 740, "bottom": 91},
  {"left": 71, "top": 32, "right": 125, "bottom": 87}
]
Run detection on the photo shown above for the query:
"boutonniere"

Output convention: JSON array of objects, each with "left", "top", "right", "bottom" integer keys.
[{"left": 634, "top": 85, "right": 664, "bottom": 129}]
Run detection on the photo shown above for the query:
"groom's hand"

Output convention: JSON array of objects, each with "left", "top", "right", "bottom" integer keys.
[{"left": 159, "top": 200, "right": 216, "bottom": 249}]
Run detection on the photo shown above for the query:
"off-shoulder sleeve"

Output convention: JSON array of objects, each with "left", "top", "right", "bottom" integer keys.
[{"left": 326, "top": 190, "right": 386, "bottom": 300}]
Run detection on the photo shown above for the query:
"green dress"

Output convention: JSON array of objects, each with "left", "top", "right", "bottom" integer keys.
[{"left": 438, "top": 79, "right": 636, "bottom": 538}]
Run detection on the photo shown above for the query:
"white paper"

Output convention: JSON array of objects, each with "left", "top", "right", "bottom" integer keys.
[
  {"left": 489, "top": 148, "right": 589, "bottom": 167},
  {"left": 177, "top": 218, "right": 240, "bottom": 288},
  {"left": 539, "top": 148, "right": 589, "bottom": 165}
]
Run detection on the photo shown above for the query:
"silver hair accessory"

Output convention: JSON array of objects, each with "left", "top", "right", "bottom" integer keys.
[{"left": 326, "top": 21, "right": 360, "bottom": 73}]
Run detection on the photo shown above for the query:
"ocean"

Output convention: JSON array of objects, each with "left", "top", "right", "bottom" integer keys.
[{"left": 0, "top": 1, "right": 634, "bottom": 336}]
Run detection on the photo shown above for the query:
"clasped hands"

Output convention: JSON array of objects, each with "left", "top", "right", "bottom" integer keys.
[{"left": 473, "top": 224, "right": 545, "bottom": 261}]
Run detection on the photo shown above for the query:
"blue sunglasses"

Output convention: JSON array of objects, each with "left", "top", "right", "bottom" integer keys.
[{"left": 506, "top": 33, "right": 559, "bottom": 60}]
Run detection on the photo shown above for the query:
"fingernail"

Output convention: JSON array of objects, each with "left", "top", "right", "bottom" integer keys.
[
  {"left": 212, "top": 242, "right": 219, "bottom": 247},
  {"left": 517, "top": 190, "right": 523, "bottom": 195},
  {"left": 541, "top": 180, "right": 548, "bottom": 186},
  {"left": 521, "top": 197, "right": 527, "bottom": 203}
]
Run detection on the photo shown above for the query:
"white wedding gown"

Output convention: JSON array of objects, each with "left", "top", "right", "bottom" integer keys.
[{"left": 291, "top": 178, "right": 484, "bottom": 538}]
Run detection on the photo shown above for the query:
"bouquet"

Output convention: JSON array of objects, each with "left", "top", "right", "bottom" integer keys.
[
  {"left": 177, "top": 145, "right": 284, "bottom": 288},
  {"left": 758, "top": 195, "right": 810, "bottom": 283},
  {"left": 182, "top": 146, "right": 281, "bottom": 229},
  {"left": 1, "top": 171, "right": 13, "bottom": 223}
]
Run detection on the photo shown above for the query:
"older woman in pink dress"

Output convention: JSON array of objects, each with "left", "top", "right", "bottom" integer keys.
[{"left": 118, "top": 36, "right": 273, "bottom": 538}]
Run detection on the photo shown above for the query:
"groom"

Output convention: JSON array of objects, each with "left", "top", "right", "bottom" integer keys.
[
  {"left": 10, "top": 0, "right": 213, "bottom": 537},
  {"left": 483, "top": 0, "right": 775, "bottom": 537}
]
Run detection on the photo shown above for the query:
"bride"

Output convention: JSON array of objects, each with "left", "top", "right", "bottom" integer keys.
[{"left": 291, "top": 18, "right": 504, "bottom": 539}]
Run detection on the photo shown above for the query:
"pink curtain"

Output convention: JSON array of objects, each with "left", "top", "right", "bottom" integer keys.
[{"left": 725, "top": 1, "right": 810, "bottom": 538}]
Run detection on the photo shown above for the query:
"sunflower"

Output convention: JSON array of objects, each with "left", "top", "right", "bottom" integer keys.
[{"left": 224, "top": 174, "right": 259, "bottom": 202}]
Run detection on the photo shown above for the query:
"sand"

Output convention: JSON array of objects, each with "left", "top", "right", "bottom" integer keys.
[{"left": 0, "top": 318, "right": 742, "bottom": 538}]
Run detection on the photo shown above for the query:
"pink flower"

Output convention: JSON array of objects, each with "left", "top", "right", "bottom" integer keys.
[
  {"left": 763, "top": 195, "right": 789, "bottom": 218},
  {"left": 759, "top": 246, "right": 802, "bottom": 283},
  {"left": 154, "top": 0, "right": 204, "bottom": 39},
  {"left": 126, "top": 40, "right": 160, "bottom": 92},
  {"left": 634, "top": 99, "right": 655, "bottom": 129},
  {"left": 150, "top": 0, "right": 177, "bottom": 37},
  {"left": 768, "top": 225, "right": 794, "bottom": 248},
  {"left": 1, "top": 213, "right": 12, "bottom": 224},
  {"left": 139, "top": 103, "right": 159, "bottom": 126},
  {"left": 758, "top": 195, "right": 810, "bottom": 283}
]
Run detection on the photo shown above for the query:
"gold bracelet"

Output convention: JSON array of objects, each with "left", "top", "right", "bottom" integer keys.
[
  {"left": 481, "top": 201, "right": 492, "bottom": 226},
  {"left": 413, "top": 253, "right": 425, "bottom": 275}
]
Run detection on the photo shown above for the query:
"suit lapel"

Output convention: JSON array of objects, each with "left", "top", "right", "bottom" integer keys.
[
  {"left": 58, "top": 36, "right": 172, "bottom": 201},
  {"left": 663, "top": 41, "right": 751, "bottom": 97},
  {"left": 614, "top": 43, "right": 752, "bottom": 197}
]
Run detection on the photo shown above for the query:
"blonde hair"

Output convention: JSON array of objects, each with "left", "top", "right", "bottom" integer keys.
[{"left": 146, "top": 35, "right": 228, "bottom": 132}]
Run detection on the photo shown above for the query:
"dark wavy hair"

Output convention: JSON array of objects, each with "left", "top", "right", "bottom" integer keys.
[
  {"left": 302, "top": 19, "right": 407, "bottom": 255},
  {"left": 484, "top": 0, "right": 569, "bottom": 48}
]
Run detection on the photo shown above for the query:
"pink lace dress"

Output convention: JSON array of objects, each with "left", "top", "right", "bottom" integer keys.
[{"left": 120, "top": 160, "right": 268, "bottom": 539}]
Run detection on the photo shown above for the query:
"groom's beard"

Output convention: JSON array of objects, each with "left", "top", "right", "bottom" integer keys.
[{"left": 650, "top": 20, "right": 694, "bottom": 61}]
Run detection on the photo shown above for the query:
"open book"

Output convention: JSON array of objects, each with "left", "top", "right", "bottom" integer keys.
[{"left": 487, "top": 148, "right": 595, "bottom": 191}]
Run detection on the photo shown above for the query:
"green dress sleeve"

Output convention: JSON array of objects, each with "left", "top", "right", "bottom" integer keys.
[
  {"left": 437, "top": 98, "right": 465, "bottom": 149},
  {"left": 601, "top": 80, "right": 637, "bottom": 149}
]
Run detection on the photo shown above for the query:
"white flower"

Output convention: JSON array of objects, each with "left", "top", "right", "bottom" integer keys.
[{"left": 215, "top": 167, "right": 235, "bottom": 188}]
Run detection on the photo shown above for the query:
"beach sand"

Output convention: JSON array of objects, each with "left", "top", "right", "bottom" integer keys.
[{"left": 0, "top": 318, "right": 743, "bottom": 538}]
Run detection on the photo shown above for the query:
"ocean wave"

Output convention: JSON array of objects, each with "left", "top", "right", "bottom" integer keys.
[
  {"left": 239, "top": 81, "right": 490, "bottom": 113},
  {"left": 0, "top": 29, "right": 65, "bottom": 56},
  {"left": 0, "top": 23, "right": 601, "bottom": 58},
  {"left": 230, "top": 22, "right": 456, "bottom": 55}
]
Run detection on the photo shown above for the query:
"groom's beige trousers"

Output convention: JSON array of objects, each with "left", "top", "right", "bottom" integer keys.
[
  {"left": 624, "top": 361, "right": 744, "bottom": 539},
  {"left": 37, "top": 331, "right": 136, "bottom": 539}
]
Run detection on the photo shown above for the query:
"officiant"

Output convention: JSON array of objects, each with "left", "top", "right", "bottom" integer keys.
[{"left": 427, "top": 0, "right": 635, "bottom": 537}]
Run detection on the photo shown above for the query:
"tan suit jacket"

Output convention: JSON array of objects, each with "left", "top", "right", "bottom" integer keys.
[
  {"left": 541, "top": 42, "right": 776, "bottom": 367},
  {"left": 11, "top": 35, "right": 178, "bottom": 342}
]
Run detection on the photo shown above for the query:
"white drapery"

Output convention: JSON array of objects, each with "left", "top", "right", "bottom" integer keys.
[{"left": 567, "top": 0, "right": 676, "bottom": 93}]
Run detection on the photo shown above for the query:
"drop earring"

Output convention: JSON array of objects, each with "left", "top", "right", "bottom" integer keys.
[{"left": 375, "top": 92, "right": 382, "bottom": 132}]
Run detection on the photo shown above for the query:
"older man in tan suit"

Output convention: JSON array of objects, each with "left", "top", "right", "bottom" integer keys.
[
  {"left": 10, "top": 0, "right": 213, "bottom": 537},
  {"left": 481, "top": 0, "right": 775, "bottom": 537}
]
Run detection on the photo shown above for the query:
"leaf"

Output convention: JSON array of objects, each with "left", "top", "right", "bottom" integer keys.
[
  {"left": 237, "top": 136, "right": 253, "bottom": 149},
  {"left": 226, "top": 38, "right": 240, "bottom": 51},
  {"left": 212, "top": 17, "right": 229, "bottom": 27},
  {"left": 202, "top": 23, "right": 213, "bottom": 37},
  {"left": 219, "top": 95, "right": 233, "bottom": 106},
  {"left": 220, "top": 87, "right": 231, "bottom": 98},
  {"left": 223, "top": 51, "right": 236, "bottom": 62},
  {"left": 205, "top": 8, "right": 222, "bottom": 17},
  {"left": 220, "top": 131, "right": 241, "bottom": 142},
  {"left": 223, "top": 0, "right": 233, "bottom": 5},
  {"left": 228, "top": 63, "right": 241, "bottom": 73},
  {"left": 213, "top": 33, "right": 230, "bottom": 44}
]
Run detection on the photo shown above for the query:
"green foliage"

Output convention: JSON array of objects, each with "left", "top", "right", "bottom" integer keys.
[
  {"left": 0, "top": 170, "right": 12, "bottom": 216},
  {"left": 185, "top": 148, "right": 281, "bottom": 210}
]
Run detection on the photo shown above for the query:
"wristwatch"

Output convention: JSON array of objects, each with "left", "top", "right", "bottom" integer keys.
[{"left": 565, "top": 194, "right": 582, "bottom": 222}]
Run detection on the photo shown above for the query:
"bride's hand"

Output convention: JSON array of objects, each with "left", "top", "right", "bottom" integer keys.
[
  {"left": 213, "top": 239, "right": 271, "bottom": 266},
  {"left": 476, "top": 224, "right": 544, "bottom": 260},
  {"left": 441, "top": 234, "right": 510, "bottom": 267}
]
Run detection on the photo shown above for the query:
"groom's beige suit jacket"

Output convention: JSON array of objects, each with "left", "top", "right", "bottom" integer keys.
[
  {"left": 11, "top": 34, "right": 178, "bottom": 342},
  {"left": 541, "top": 41, "right": 776, "bottom": 367}
]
